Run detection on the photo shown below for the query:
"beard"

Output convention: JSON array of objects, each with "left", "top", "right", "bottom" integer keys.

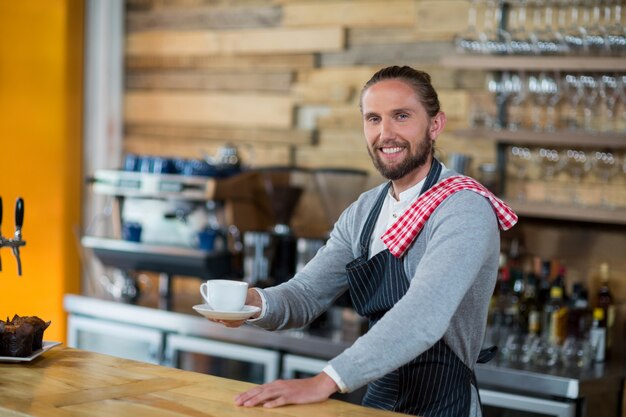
[{"left": 367, "top": 131, "right": 433, "bottom": 181}]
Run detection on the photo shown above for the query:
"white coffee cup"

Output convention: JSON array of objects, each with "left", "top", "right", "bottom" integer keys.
[{"left": 200, "top": 279, "right": 248, "bottom": 311}]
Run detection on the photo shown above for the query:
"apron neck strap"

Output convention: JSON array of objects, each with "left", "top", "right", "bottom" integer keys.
[{"left": 358, "top": 158, "right": 442, "bottom": 256}]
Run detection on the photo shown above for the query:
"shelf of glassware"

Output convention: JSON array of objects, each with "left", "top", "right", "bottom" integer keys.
[
  {"left": 453, "top": 128, "right": 626, "bottom": 149},
  {"left": 505, "top": 199, "right": 626, "bottom": 226},
  {"left": 440, "top": 55, "right": 626, "bottom": 72}
]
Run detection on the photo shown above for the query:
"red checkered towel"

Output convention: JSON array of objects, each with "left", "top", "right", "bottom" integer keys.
[{"left": 382, "top": 175, "right": 518, "bottom": 258}]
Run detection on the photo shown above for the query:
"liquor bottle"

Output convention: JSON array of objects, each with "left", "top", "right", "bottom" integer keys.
[
  {"left": 596, "top": 263, "right": 615, "bottom": 356},
  {"left": 496, "top": 264, "right": 516, "bottom": 330},
  {"left": 508, "top": 266, "right": 524, "bottom": 331},
  {"left": 543, "top": 286, "right": 568, "bottom": 345},
  {"left": 589, "top": 307, "right": 607, "bottom": 363},
  {"left": 537, "top": 257, "right": 551, "bottom": 309},
  {"left": 519, "top": 260, "right": 540, "bottom": 335},
  {"left": 552, "top": 266, "right": 568, "bottom": 301},
  {"left": 567, "top": 283, "right": 591, "bottom": 340}
]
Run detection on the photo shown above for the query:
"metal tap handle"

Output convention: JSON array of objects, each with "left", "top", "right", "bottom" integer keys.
[
  {"left": 15, "top": 197, "right": 23, "bottom": 239},
  {"left": 13, "top": 247, "right": 22, "bottom": 276}
]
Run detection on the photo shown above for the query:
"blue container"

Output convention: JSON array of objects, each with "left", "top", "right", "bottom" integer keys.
[
  {"left": 183, "top": 159, "right": 217, "bottom": 177},
  {"left": 152, "top": 157, "right": 175, "bottom": 174},
  {"left": 122, "top": 222, "right": 143, "bottom": 242},
  {"left": 138, "top": 156, "right": 154, "bottom": 173},
  {"left": 173, "top": 158, "right": 188, "bottom": 175},
  {"left": 123, "top": 154, "right": 139, "bottom": 171},
  {"left": 196, "top": 228, "right": 218, "bottom": 251}
]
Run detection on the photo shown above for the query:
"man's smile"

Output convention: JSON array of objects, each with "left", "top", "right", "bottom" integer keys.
[{"left": 381, "top": 146, "right": 404, "bottom": 155}]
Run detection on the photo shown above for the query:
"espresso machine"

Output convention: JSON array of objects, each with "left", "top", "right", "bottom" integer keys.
[{"left": 82, "top": 149, "right": 271, "bottom": 308}]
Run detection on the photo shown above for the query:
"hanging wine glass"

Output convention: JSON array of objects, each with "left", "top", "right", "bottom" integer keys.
[
  {"left": 584, "top": 0, "right": 610, "bottom": 55},
  {"left": 507, "top": 72, "right": 528, "bottom": 130},
  {"left": 480, "top": 0, "right": 511, "bottom": 54},
  {"left": 598, "top": 74, "right": 619, "bottom": 132},
  {"left": 486, "top": 72, "right": 505, "bottom": 129},
  {"left": 533, "top": 0, "right": 569, "bottom": 54},
  {"left": 508, "top": 0, "right": 535, "bottom": 54},
  {"left": 528, "top": 72, "right": 550, "bottom": 131},
  {"left": 563, "top": 0, "right": 587, "bottom": 54},
  {"left": 456, "top": 0, "right": 483, "bottom": 53},
  {"left": 606, "top": 0, "right": 626, "bottom": 55},
  {"left": 538, "top": 148, "right": 562, "bottom": 203},
  {"left": 544, "top": 72, "right": 561, "bottom": 132},
  {"left": 508, "top": 146, "right": 534, "bottom": 201},
  {"left": 591, "top": 151, "right": 619, "bottom": 208},
  {"left": 580, "top": 74, "right": 599, "bottom": 131},
  {"left": 619, "top": 75, "right": 626, "bottom": 132},
  {"left": 561, "top": 73, "right": 584, "bottom": 130},
  {"left": 562, "top": 149, "right": 591, "bottom": 206}
]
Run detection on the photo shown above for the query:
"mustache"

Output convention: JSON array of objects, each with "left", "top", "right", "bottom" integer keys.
[{"left": 374, "top": 140, "right": 408, "bottom": 149}]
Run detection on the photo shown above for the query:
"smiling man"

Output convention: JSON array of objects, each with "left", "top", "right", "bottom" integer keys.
[{"left": 211, "top": 66, "right": 517, "bottom": 417}]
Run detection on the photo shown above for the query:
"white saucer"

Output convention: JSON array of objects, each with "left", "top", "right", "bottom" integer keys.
[
  {"left": 193, "top": 304, "right": 261, "bottom": 321},
  {"left": 0, "top": 341, "right": 62, "bottom": 363}
]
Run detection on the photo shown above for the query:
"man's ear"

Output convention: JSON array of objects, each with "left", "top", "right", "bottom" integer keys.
[{"left": 429, "top": 111, "right": 447, "bottom": 140}]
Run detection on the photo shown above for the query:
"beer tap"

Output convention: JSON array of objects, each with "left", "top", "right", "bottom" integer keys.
[{"left": 0, "top": 197, "right": 26, "bottom": 276}]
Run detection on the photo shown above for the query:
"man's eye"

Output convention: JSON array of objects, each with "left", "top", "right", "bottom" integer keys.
[
  {"left": 396, "top": 113, "right": 409, "bottom": 120},
  {"left": 367, "top": 116, "right": 380, "bottom": 123}
]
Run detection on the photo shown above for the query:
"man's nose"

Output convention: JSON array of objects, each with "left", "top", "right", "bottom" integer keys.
[{"left": 380, "top": 117, "right": 395, "bottom": 139}]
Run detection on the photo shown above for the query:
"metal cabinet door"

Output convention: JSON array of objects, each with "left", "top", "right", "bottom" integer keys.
[
  {"left": 480, "top": 389, "right": 576, "bottom": 417},
  {"left": 67, "top": 315, "right": 164, "bottom": 364},
  {"left": 282, "top": 353, "right": 327, "bottom": 379},
  {"left": 164, "top": 334, "right": 280, "bottom": 385}
]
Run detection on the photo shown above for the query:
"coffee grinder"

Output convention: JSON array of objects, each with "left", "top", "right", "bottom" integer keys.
[
  {"left": 243, "top": 167, "right": 311, "bottom": 287},
  {"left": 312, "top": 168, "right": 369, "bottom": 235}
]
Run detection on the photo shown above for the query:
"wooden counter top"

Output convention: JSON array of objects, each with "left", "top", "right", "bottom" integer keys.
[{"left": 0, "top": 346, "right": 409, "bottom": 417}]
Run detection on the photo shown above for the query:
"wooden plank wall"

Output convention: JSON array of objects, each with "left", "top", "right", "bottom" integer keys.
[{"left": 123, "top": 0, "right": 483, "bottom": 180}]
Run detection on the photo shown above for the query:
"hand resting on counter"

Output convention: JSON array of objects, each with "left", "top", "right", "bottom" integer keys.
[{"left": 234, "top": 372, "right": 339, "bottom": 408}]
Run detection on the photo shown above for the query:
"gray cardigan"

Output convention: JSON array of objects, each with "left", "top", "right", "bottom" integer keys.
[{"left": 254, "top": 171, "right": 500, "bottom": 396}]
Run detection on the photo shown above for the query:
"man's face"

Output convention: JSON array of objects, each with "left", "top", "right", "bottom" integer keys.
[{"left": 361, "top": 79, "right": 433, "bottom": 181}]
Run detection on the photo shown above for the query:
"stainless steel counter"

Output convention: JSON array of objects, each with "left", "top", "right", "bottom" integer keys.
[{"left": 63, "top": 294, "right": 625, "bottom": 406}]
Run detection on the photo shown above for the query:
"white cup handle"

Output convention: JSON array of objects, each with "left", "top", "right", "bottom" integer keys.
[{"left": 200, "top": 283, "right": 210, "bottom": 304}]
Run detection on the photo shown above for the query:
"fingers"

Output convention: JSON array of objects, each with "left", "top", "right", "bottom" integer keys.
[
  {"left": 207, "top": 319, "right": 246, "bottom": 328},
  {"left": 221, "top": 319, "right": 247, "bottom": 328},
  {"left": 263, "top": 396, "right": 288, "bottom": 409},
  {"left": 235, "top": 385, "right": 273, "bottom": 407},
  {"left": 235, "top": 381, "right": 290, "bottom": 407}
]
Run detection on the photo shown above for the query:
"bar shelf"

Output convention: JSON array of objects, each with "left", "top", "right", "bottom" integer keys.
[
  {"left": 440, "top": 55, "right": 626, "bottom": 72},
  {"left": 505, "top": 200, "right": 626, "bottom": 226},
  {"left": 453, "top": 128, "right": 626, "bottom": 149}
]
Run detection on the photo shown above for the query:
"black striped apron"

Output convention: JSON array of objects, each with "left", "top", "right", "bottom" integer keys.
[{"left": 345, "top": 160, "right": 476, "bottom": 417}]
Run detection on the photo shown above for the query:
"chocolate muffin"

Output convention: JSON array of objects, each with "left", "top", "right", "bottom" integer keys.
[
  {"left": 10, "top": 315, "right": 50, "bottom": 350},
  {"left": 0, "top": 315, "right": 51, "bottom": 357},
  {"left": 0, "top": 322, "right": 34, "bottom": 357}
]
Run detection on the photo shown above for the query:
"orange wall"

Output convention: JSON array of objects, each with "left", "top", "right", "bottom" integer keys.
[{"left": 0, "top": 0, "right": 84, "bottom": 342}]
